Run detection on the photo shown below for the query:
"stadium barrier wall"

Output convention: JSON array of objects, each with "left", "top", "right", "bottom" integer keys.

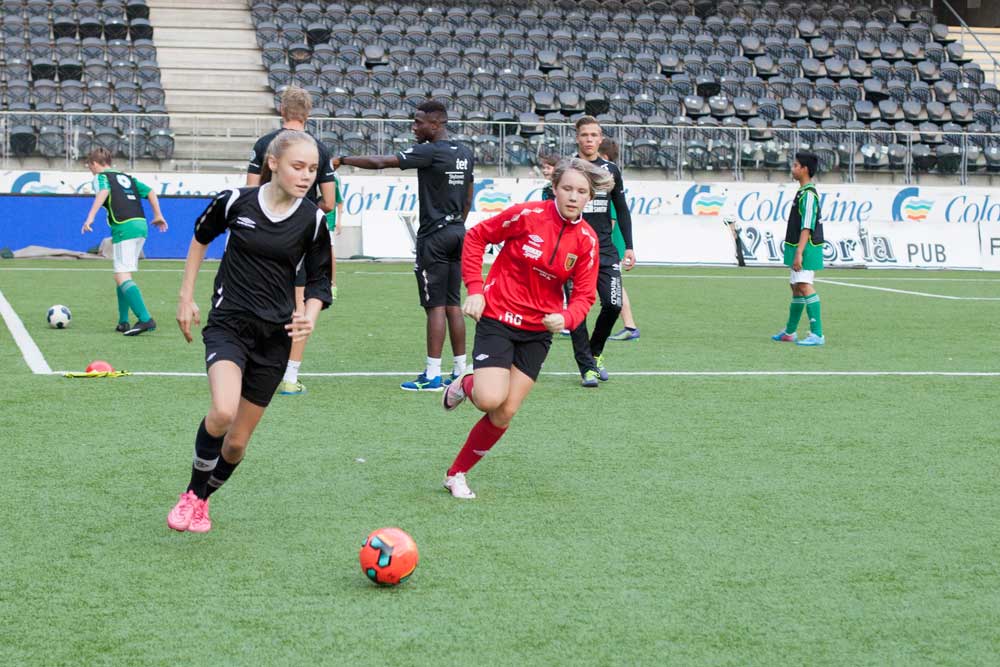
[{"left": 2, "top": 173, "right": 1000, "bottom": 269}]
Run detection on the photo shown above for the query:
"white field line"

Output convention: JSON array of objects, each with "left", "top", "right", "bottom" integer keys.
[
  {"left": 0, "top": 289, "right": 52, "bottom": 374},
  {"left": 817, "top": 279, "right": 1000, "bottom": 301},
  {"left": 3, "top": 266, "right": 1000, "bottom": 283},
  {"left": 49, "top": 370, "right": 1000, "bottom": 378}
]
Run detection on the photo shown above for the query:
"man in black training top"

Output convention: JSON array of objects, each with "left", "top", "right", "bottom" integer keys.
[
  {"left": 571, "top": 116, "right": 636, "bottom": 388},
  {"left": 247, "top": 85, "right": 337, "bottom": 396},
  {"left": 334, "top": 100, "right": 475, "bottom": 392}
]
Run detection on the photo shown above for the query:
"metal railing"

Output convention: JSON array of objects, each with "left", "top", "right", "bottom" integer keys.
[
  {"left": 940, "top": 0, "right": 1000, "bottom": 86},
  {"left": 3, "top": 111, "right": 1000, "bottom": 185}
]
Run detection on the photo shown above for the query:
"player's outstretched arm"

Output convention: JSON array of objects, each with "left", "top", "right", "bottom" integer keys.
[
  {"left": 334, "top": 155, "right": 401, "bottom": 170},
  {"left": 81, "top": 190, "right": 109, "bottom": 233}
]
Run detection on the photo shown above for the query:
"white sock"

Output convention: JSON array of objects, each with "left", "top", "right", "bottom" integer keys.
[
  {"left": 453, "top": 354, "right": 466, "bottom": 377},
  {"left": 283, "top": 360, "right": 301, "bottom": 384},
  {"left": 425, "top": 356, "right": 441, "bottom": 379}
]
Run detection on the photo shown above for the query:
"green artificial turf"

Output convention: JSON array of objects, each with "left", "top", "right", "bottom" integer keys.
[{"left": 1, "top": 260, "right": 999, "bottom": 666}]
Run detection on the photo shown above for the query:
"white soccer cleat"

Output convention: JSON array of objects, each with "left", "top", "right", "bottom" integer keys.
[{"left": 443, "top": 472, "right": 476, "bottom": 499}]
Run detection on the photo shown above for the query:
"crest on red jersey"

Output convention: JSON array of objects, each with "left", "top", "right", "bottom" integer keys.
[{"left": 564, "top": 253, "right": 578, "bottom": 270}]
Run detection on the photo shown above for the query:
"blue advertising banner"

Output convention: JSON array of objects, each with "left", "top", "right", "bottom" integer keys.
[{"left": 0, "top": 194, "right": 225, "bottom": 259}]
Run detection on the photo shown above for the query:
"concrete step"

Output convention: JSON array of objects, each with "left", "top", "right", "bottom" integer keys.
[
  {"left": 160, "top": 69, "right": 269, "bottom": 91},
  {"left": 156, "top": 47, "right": 264, "bottom": 69},
  {"left": 169, "top": 115, "right": 279, "bottom": 137},
  {"left": 154, "top": 27, "right": 258, "bottom": 49},
  {"left": 149, "top": 8, "right": 254, "bottom": 28},
  {"left": 166, "top": 91, "right": 274, "bottom": 114},
  {"left": 148, "top": 0, "right": 247, "bottom": 10}
]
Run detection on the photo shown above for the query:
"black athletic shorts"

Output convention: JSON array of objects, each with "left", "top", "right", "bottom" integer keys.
[
  {"left": 202, "top": 314, "right": 291, "bottom": 407},
  {"left": 472, "top": 316, "right": 553, "bottom": 381},
  {"left": 414, "top": 223, "right": 464, "bottom": 308}
]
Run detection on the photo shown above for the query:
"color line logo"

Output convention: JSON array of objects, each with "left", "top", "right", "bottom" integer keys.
[
  {"left": 473, "top": 179, "right": 512, "bottom": 213},
  {"left": 892, "top": 187, "right": 934, "bottom": 222},
  {"left": 682, "top": 185, "right": 726, "bottom": 216}
]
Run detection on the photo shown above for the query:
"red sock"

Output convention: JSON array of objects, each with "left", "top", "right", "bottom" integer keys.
[
  {"left": 461, "top": 373, "right": 474, "bottom": 396},
  {"left": 447, "top": 415, "right": 507, "bottom": 476}
]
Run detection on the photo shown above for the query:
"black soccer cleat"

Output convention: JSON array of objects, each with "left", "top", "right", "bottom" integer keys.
[
  {"left": 115, "top": 321, "right": 131, "bottom": 333},
  {"left": 123, "top": 318, "right": 156, "bottom": 336}
]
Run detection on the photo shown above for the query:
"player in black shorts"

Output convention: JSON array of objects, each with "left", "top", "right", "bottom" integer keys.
[
  {"left": 247, "top": 85, "right": 337, "bottom": 396},
  {"left": 333, "top": 100, "right": 475, "bottom": 392},
  {"left": 166, "top": 130, "right": 332, "bottom": 533},
  {"left": 570, "top": 116, "right": 637, "bottom": 387}
]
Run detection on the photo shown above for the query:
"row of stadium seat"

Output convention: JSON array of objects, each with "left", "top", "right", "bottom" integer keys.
[
  {"left": 248, "top": 1, "right": 934, "bottom": 30},
  {"left": 2, "top": 36, "right": 156, "bottom": 61},
  {"left": 2, "top": 0, "right": 149, "bottom": 21},
  {"left": 2, "top": 58, "right": 160, "bottom": 87},
  {"left": 7, "top": 123, "right": 173, "bottom": 159},
  {"left": 0, "top": 16, "right": 154, "bottom": 41},
  {"left": 2, "top": 80, "right": 166, "bottom": 108},
  {"left": 254, "top": 17, "right": 947, "bottom": 48}
]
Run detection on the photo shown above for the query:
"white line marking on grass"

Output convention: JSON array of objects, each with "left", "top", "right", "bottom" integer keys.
[
  {"left": 0, "top": 289, "right": 52, "bottom": 374},
  {"left": 51, "top": 370, "right": 1000, "bottom": 378},
  {"left": 0, "top": 267, "right": 216, "bottom": 273},
  {"left": 351, "top": 271, "right": 1000, "bottom": 282},
  {"left": 817, "top": 279, "right": 1000, "bottom": 301}
]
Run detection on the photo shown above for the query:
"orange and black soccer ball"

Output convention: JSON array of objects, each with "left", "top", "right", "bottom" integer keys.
[{"left": 360, "top": 527, "right": 418, "bottom": 586}]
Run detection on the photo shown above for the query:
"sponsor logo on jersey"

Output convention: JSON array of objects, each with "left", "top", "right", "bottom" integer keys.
[
  {"left": 234, "top": 216, "right": 257, "bottom": 229},
  {"left": 116, "top": 174, "right": 132, "bottom": 188},
  {"left": 564, "top": 253, "right": 578, "bottom": 270},
  {"left": 533, "top": 266, "right": 557, "bottom": 280},
  {"left": 528, "top": 234, "right": 544, "bottom": 245},
  {"left": 455, "top": 158, "right": 470, "bottom": 171},
  {"left": 522, "top": 243, "right": 543, "bottom": 260}
]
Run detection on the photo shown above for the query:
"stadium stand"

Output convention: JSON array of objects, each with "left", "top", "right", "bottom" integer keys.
[
  {"left": 0, "top": 0, "right": 173, "bottom": 160},
  {"left": 248, "top": 0, "right": 999, "bottom": 174}
]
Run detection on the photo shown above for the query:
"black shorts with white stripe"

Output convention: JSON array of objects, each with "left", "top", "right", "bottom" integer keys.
[{"left": 414, "top": 223, "right": 464, "bottom": 308}]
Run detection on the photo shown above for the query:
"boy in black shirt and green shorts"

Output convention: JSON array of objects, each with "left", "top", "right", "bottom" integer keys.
[
  {"left": 772, "top": 152, "right": 825, "bottom": 346},
  {"left": 81, "top": 147, "right": 167, "bottom": 335}
]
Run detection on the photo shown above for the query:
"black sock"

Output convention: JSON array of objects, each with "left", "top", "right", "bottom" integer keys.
[
  {"left": 205, "top": 453, "right": 242, "bottom": 498},
  {"left": 626, "top": 326, "right": 637, "bottom": 332},
  {"left": 187, "top": 419, "right": 224, "bottom": 499}
]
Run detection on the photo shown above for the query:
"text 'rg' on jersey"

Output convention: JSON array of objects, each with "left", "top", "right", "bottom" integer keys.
[
  {"left": 194, "top": 186, "right": 332, "bottom": 324},
  {"left": 462, "top": 199, "right": 598, "bottom": 332}
]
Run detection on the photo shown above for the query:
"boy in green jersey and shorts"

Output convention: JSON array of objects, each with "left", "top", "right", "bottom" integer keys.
[
  {"left": 81, "top": 148, "right": 167, "bottom": 335},
  {"left": 772, "top": 151, "right": 825, "bottom": 346}
]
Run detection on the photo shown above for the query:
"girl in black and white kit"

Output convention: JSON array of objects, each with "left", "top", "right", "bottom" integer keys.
[{"left": 167, "top": 130, "right": 332, "bottom": 533}]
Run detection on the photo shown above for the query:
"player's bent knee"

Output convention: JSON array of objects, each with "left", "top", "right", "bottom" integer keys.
[
  {"left": 472, "top": 389, "right": 506, "bottom": 413},
  {"left": 207, "top": 404, "right": 238, "bottom": 431}
]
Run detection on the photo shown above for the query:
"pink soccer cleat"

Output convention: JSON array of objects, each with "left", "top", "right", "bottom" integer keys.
[
  {"left": 771, "top": 330, "right": 798, "bottom": 342},
  {"left": 167, "top": 490, "right": 198, "bottom": 532},
  {"left": 187, "top": 498, "right": 212, "bottom": 533}
]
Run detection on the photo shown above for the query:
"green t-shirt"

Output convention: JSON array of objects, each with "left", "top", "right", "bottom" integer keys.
[
  {"left": 610, "top": 201, "right": 626, "bottom": 260},
  {"left": 324, "top": 174, "right": 344, "bottom": 231},
  {"left": 95, "top": 170, "right": 151, "bottom": 243}
]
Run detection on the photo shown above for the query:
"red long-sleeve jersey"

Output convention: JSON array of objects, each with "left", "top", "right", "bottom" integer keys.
[{"left": 462, "top": 199, "right": 599, "bottom": 332}]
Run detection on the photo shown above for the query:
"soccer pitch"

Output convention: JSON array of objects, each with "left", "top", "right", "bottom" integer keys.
[{"left": 2, "top": 260, "right": 999, "bottom": 665}]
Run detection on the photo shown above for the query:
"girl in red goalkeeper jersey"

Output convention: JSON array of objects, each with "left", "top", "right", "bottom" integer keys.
[{"left": 440, "top": 158, "right": 614, "bottom": 499}]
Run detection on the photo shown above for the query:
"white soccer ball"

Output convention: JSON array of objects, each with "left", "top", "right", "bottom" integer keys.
[{"left": 47, "top": 304, "right": 72, "bottom": 329}]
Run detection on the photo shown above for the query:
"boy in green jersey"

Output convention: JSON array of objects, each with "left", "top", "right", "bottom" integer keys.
[
  {"left": 81, "top": 148, "right": 167, "bottom": 335},
  {"left": 772, "top": 151, "right": 825, "bottom": 346},
  {"left": 325, "top": 171, "right": 345, "bottom": 299}
]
